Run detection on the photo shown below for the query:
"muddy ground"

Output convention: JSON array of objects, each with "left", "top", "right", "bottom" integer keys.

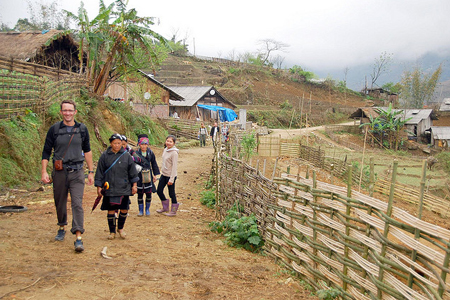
[{"left": 0, "top": 146, "right": 318, "bottom": 300}]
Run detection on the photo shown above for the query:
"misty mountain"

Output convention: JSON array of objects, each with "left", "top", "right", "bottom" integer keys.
[{"left": 314, "top": 52, "right": 450, "bottom": 101}]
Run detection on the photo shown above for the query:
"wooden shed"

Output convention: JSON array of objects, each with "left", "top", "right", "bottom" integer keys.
[
  {"left": 349, "top": 107, "right": 380, "bottom": 125},
  {"left": 0, "top": 30, "right": 83, "bottom": 73},
  {"left": 363, "top": 88, "right": 399, "bottom": 107},
  {"left": 105, "top": 71, "right": 184, "bottom": 118},
  {"left": 429, "top": 126, "right": 450, "bottom": 148},
  {"left": 168, "top": 86, "right": 236, "bottom": 121}
]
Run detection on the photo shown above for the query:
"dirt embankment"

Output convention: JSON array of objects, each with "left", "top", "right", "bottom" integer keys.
[{"left": 1, "top": 146, "right": 318, "bottom": 300}]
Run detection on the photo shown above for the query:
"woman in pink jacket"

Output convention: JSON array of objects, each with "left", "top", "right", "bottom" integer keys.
[{"left": 156, "top": 135, "right": 180, "bottom": 216}]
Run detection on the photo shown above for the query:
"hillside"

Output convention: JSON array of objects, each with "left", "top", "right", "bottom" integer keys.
[{"left": 153, "top": 55, "right": 375, "bottom": 126}]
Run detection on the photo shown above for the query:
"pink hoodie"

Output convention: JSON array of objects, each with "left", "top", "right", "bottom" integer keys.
[{"left": 161, "top": 146, "right": 179, "bottom": 183}]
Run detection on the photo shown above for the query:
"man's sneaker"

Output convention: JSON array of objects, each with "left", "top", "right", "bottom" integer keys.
[
  {"left": 74, "top": 239, "right": 84, "bottom": 252},
  {"left": 55, "top": 229, "right": 66, "bottom": 241}
]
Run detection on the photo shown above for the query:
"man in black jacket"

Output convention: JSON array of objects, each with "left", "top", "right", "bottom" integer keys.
[{"left": 41, "top": 100, "right": 94, "bottom": 253}]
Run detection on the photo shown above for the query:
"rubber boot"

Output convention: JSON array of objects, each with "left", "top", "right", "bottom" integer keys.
[
  {"left": 156, "top": 199, "right": 170, "bottom": 213},
  {"left": 145, "top": 201, "right": 151, "bottom": 216},
  {"left": 164, "top": 203, "right": 179, "bottom": 217},
  {"left": 138, "top": 204, "right": 144, "bottom": 216}
]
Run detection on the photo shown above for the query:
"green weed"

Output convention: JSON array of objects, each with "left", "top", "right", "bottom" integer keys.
[
  {"left": 199, "top": 190, "right": 216, "bottom": 208},
  {"left": 209, "top": 204, "right": 264, "bottom": 252},
  {"left": 316, "top": 287, "right": 342, "bottom": 300}
]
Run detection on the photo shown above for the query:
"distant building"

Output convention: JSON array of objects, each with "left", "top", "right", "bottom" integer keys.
[
  {"left": 350, "top": 107, "right": 437, "bottom": 142},
  {"left": 362, "top": 88, "right": 399, "bottom": 107},
  {"left": 429, "top": 126, "right": 450, "bottom": 148},
  {"left": 168, "top": 86, "right": 236, "bottom": 121},
  {"left": 105, "top": 71, "right": 184, "bottom": 118},
  {"left": 0, "top": 30, "right": 84, "bottom": 73}
]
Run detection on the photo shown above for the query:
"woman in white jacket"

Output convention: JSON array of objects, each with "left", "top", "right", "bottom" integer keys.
[{"left": 156, "top": 135, "right": 179, "bottom": 216}]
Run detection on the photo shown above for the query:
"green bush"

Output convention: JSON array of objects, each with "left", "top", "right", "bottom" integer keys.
[
  {"left": 436, "top": 152, "right": 450, "bottom": 173},
  {"left": 240, "top": 133, "right": 258, "bottom": 161},
  {"left": 279, "top": 100, "right": 293, "bottom": 110},
  {"left": 316, "top": 287, "right": 342, "bottom": 300},
  {"left": 209, "top": 204, "right": 264, "bottom": 252},
  {"left": 200, "top": 190, "right": 216, "bottom": 208}
]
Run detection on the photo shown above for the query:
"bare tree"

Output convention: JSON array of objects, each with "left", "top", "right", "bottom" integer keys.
[
  {"left": 272, "top": 54, "right": 285, "bottom": 69},
  {"left": 343, "top": 67, "right": 349, "bottom": 87},
  {"left": 257, "top": 39, "right": 289, "bottom": 65},
  {"left": 227, "top": 49, "right": 236, "bottom": 61},
  {"left": 370, "top": 51, "right": 393, "bottom": 88}
]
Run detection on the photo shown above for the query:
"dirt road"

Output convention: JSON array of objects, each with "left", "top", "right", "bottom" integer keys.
[{"left": 1, "top": 146, "right": 318, "bottom": 300}]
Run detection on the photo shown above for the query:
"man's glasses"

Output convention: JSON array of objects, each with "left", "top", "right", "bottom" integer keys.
[{"left": 61, "top": 110, "right": 75, "bottom": 113}]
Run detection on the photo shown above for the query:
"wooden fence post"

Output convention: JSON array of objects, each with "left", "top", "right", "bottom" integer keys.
[
  {"left": 408, "top": 159, "right": 427, "bottom": 288},
  {"left": 377, "top": 159, "right": 398, "bottom": 299},
  {"left": 343, "top": 164, "right": 352, "bottom": 291}
]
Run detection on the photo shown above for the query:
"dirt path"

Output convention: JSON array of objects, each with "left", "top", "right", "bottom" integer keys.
[
  {"left": 1, "top": 146, "right": 318, "bottom": 300},
  {"left": 268, "top": 121, "right": 356, "bottom": 151}
]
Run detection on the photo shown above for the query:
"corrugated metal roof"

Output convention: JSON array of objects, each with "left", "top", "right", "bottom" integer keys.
[
  {"left": 439, "top": 98, "right": 450, "bottom": 111},
  {"left": 350, "top": 107, "right": 436, "bottom": 125},
  {"left": 396, "top": 109, "right": 434, "bottom": 125},
  {"left": 168, "top": 86, "right": 213, "bottom": 106},
  {"left": 431, "top": 126, "right": 450, "bottom": 140}
]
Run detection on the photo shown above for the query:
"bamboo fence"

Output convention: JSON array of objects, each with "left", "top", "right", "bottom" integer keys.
[
  {"left": 0, "top": 62, "right": 86, "bottom": 119},
  {"left": 216, "top": 154, "right": 450, "bottom": 300},
  {"left": 255, "top": 134, "right": 450, "bottom": 218},
  {"left": 0, "top": 56, "right": 80, "bottom": 80}
]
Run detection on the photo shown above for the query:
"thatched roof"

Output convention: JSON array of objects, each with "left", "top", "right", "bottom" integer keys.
[{"left": 0, "top": 29, "right": 83, "bottom": 72}]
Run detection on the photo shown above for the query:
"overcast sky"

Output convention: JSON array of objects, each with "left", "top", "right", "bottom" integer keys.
[{"left": 1, "top": 0, "right": 449, "bottom": 77}]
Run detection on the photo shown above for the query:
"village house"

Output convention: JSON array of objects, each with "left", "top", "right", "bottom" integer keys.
[
  {"left": 0, "top": 30, "right": 84, "bottom": 74},
  {"left": 362, "top": 88, "right": 399, "bottom": 107},
  {"left": 104, "top": 71, "right": 184, "bottom": 118},
  {"left": 350, "top": 107, "right": 437, "bottom": 143},
  {"left": 429, "top": 126, "right": 450, "bottom": 148},
  {"left": 168, "top": 86, "right": 237, "bottom": 121}
]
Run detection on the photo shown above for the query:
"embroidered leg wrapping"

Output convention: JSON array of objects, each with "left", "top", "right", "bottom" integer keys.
[
  {"left": 107, "top": 213, "right": 116, "bottom": 233},
  {"left": 117, "top": 212, "right": 127, "bottom": 230}
]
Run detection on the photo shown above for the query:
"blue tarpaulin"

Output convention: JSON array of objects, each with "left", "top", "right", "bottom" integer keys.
[{"left": 197, "top": 104, "right": 237, "bottom": 122}]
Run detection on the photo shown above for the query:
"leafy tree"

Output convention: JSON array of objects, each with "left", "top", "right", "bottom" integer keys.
[
  {"left": 382, "top": 82, "right": 401, "bottom": 94},
  {"left": 13, "top": 18, "right": 37, "bottom": 31},
  {"left": 66, "top": 0, "right": 169, "bottom": 96},
  {"left": 240, "top": 133, "right": 258, "bottom": 162},
  {"left": 289, "top": 65, "right": 315, "bottom": 82},
  {"left": 24, "top": 0, "right": 70, "bottom": 30},
  {"left": 0, "top": 23, "right": 13, "bottom": 32},
  {"left": 399, "top": 63, "right": 443, "bottom": 108}
]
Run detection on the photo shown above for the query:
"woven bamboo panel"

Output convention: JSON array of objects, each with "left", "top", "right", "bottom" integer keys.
[
  {"left": 0, "top": 66, "right": 86, "bottom": 119},
  {"left": 218, "top": 153, "right": 450, "bottom": 299}
]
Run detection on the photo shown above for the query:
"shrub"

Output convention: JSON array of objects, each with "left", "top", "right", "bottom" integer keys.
[
  {"left": 209, "top": 203, "right": 264, "bottom": 252},
  {"left": 316, "top": 287, "right": 342, "bottom": 300},
  {"left": 240, "top": 133, "right": 258, "bottom": 161},
  {"left": 200, "top": 190, "right": 216, "bottom": 208},
  {"left": 279, "top": 100, "right": 292, "bottom": 110}
]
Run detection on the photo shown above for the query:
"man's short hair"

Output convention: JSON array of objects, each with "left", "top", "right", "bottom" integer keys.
[{"left": 60, "top": 100, "right": 77, "bottom": 110}]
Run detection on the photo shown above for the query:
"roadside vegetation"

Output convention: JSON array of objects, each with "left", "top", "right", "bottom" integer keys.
[{"left": 0, "top": 94, "right": 168, "bottom": 191}]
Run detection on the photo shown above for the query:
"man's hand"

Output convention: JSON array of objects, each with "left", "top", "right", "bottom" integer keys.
[
  {"left": 41, "top": 171, "right": 51, "bottom": 184},
  {"left": 87, "top": 173, "right": 94, "bottom": 185}
]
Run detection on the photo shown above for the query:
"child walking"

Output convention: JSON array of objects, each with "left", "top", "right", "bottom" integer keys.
[
  {"left": 94, "top": 134, "right": 139, "bottom": 240},
  {"left": 156, "top": 135, "right": 179, "bottom": 217},
  {"left": 134, "top": 135, "right": 160, "bottom": 216}
]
